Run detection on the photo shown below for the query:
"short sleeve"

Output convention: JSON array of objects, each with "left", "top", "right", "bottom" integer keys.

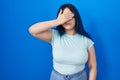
[
  {"left": 85, "top": 37, "right": 94, "bottom": 50},
  {"left": 49, "top": 29, "right": 59, "bottom": 44}
]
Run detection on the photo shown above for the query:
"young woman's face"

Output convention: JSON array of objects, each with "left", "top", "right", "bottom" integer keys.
[{"left": 62, "top": 8, "right": 75, "bottom": 31}]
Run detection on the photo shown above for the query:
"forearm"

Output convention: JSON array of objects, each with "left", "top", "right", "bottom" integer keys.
[
  {"left": 29, "top": 9, "right": 74, "bottom": 34},
  {"left": 29, "top": 19, "right": 60, "bottom": 34},
  {"left": 89, "top": 67, "right": 97, "bottom": 80}
]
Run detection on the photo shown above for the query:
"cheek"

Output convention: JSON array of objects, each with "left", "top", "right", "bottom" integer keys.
[
  {"left": 71, "top": 20, "right": 76, "bottom": 27},
  {"left": 62, "top": 19, "right": 76, "bottom": 28},
  {"left": 73, "top": 21, "right": 76, "bottom": 26}
]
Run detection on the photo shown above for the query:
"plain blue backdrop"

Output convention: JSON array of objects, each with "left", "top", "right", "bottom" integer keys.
[{"left": 0, "top": 0, "right": 120, "bottom": 80}]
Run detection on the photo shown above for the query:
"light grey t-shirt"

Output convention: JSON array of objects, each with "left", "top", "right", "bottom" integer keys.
[{"left": 49, "top": 29, "right": 94, "bottom": 75}]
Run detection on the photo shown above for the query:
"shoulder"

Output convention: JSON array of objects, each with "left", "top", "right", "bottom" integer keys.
[
  {"left": 83, "top": 36, "right": 94, "bottom": 50},
  {"left": 49, "top": 29, "right": 60, "bottom": 44},
  {"left": 50, "top": 29, "right": 59, "bottom": 35}
]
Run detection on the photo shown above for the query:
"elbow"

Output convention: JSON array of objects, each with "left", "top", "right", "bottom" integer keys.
[
  {"left": 28, "top": 27, "right": 38, "bottom": 37},
  {"left": 89, "top": 64, "right": 97, "bottom": 74},
  {"left": 28, "top": 27, "right": 37, "bottom": 38},
  {"left": 28, "top": 26, "right": 36, "bottom": 35},
  {"left": 28, "top": 26, "right": 42, "bottom": 37},
  {"left": 28, "top": 27, "right": 33, "bottom": 34},
  {"left": 89, "top": 63, "right": 97, "bottom": 71},
  {"left": 90, "top": 66, "right": 97, "bottom": 72}
]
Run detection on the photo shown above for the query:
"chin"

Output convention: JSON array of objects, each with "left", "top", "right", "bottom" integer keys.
[
  {"left": 63, "top": 26, "right": 74, "bottom": 30},
  {"left": 64, "top": 27, "right": 74, "bottom": 31}
]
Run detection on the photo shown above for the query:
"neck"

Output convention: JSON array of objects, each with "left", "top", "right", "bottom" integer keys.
[{"left": 65, "top": 29, "right": 76, "bottom": 35}]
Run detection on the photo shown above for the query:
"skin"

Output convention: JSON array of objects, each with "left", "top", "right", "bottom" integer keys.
[
  {"left": 62, "top": 8, "right": 76, "bottom": 35},
  {"left": 29, "top": 7, "right": 97, "bottom": 80}
]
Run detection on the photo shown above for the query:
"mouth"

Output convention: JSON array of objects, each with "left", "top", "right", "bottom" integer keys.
[{"left": 64, "top": 22, "right": 71, "bottom": 25}]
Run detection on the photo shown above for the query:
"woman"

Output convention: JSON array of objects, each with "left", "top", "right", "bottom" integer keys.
[{"left": 29, "top": 4, "right": 97, "bottom": 80}]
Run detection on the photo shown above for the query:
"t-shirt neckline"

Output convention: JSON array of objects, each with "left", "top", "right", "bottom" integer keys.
[{"left": 65, "top": 33, "right": 79, "bottom": 37}]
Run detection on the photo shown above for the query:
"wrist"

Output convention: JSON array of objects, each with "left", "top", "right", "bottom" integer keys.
[{"left": 55, "top": 19, "right": 62, "bottom": 26}]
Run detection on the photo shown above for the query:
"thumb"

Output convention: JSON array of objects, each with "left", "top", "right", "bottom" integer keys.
[{"left": 58, "top": 9, "right": 62, "bottom": 15}]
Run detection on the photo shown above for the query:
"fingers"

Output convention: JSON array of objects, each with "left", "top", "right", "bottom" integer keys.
[
  {"left": 58, "top": 9, "right": 62, "bottom": 15},
  {"left": 64, "top": 13, "right": 74, "bottom": 20},
  {"left": 57, "top": 10, "right": 74, "bottom": 24}
]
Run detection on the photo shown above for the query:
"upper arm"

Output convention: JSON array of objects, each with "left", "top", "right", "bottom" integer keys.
[
  {"left": 30, "top": 29, "right": 52, "bottom": 43},
  {"left": 88, "top": 45, "right": 97, "bottom": 69},
  {"left": 85, "top": 37, "right": 97, "bottom": 68}
]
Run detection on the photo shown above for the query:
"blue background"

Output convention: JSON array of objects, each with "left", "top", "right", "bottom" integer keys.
[{"left": 0, "top": 0, "right": 120, "bottom": 80}]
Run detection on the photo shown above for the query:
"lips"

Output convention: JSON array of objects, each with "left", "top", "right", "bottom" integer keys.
[{"left": 64, "top": 22, "right": 71, "bottom": 25}]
